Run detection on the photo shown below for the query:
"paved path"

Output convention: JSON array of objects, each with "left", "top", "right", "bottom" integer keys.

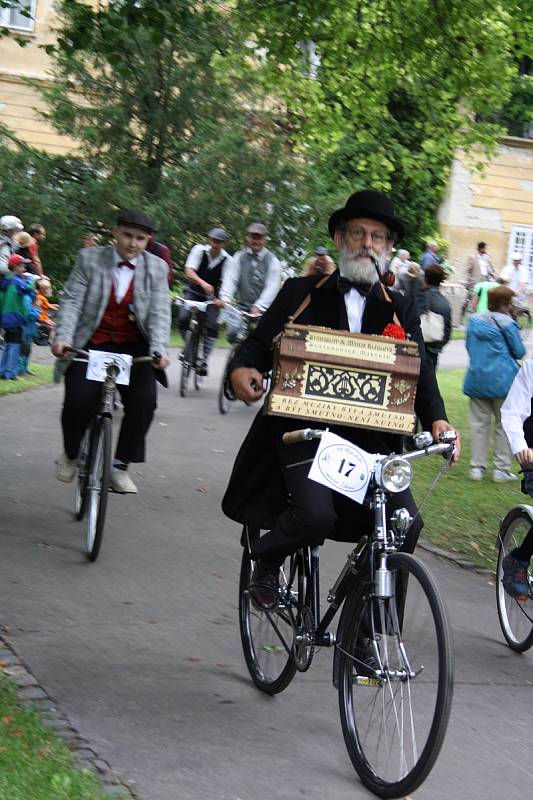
[{"left": 1, "top": 350, "right": 532, "bottom": 799}]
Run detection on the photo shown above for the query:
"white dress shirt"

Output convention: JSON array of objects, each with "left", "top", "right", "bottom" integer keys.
[
  {"left": 112, "top": 250, "right": 137, "bottom": 304},
  {"left": 185, "top": 243, "right": 232, "bottom": 272},
  {"left": 219, "top": 247, "right": 282, "bottom": 311},
  {"left": 344, "top": 288, "right": 366, "bottom": 332},
  {"left": 501, "top": 359, "right": 533, "bottom": 454}
]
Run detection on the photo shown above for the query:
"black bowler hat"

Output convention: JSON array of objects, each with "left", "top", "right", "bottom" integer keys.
[
  {"left": 116, "top": 208, "right": 157, "bottom": 234},
  {"left": 328, "top": 189, "right": 404, "bottom": 241}
]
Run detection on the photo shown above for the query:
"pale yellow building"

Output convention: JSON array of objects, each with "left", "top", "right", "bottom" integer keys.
[
  {"left": 439, "top": 136, "right": 533, "bottom": 281},
  {"left": 0, "top": 0, "right": 77, "bottom": 153}
]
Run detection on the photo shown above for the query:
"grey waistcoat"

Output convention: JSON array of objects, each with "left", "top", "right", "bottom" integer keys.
[{"left": 237, "top": 251, "right": 272, "bottom": 308}]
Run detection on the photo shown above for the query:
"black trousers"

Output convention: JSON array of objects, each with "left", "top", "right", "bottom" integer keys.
[
  {"left": 252, "top": 436, "right": 422, "bottom": 566},
  {"left": 61, "top": 341, "right": 157, "bottom": 463}
]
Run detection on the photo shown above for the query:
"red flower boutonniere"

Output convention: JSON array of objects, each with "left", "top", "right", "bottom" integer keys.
[{"left": 382, "top": 323, "right": 406, "bottom": 340}]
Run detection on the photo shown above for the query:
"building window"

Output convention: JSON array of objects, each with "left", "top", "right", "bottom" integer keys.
[
  {"left": 508, "top": 226, "right": 533, "bottom": 284},
  {"left": 0, "top": 0, "right": 35, "bottom": 32}
]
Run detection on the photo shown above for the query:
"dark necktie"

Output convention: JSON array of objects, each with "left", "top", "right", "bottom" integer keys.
[
  {"left": 118, "top": 260, "right": 135, "bottom": 270},
  {"left": 337, "top": 276, "right": 372, "bottom": 296}
]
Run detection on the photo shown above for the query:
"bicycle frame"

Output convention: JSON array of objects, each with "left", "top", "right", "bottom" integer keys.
[{"left": 267, "top": 433, "right": 455, "bottom": 651}]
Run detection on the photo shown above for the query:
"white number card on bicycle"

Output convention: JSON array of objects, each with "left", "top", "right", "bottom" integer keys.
[
  {"left": 308, "top": 431, "right": 377, "bottom": 504},
  {"left": 86, "top": 351, "right": 133, "bottom": 385}
]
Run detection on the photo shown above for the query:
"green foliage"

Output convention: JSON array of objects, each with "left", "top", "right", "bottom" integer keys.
[
  {"left": 234, "top": 0, "right": 530, "bottom": 251},
  {"left": 413, "top": 369, "right": 524, "bottom": 570},
  {"left": 0, "top": 676, "right": 110, "bottom": 799},
  {"left": 19, "top": 0, "right": 314, "bottom": 279},
  {"left": 0, "top": 363, "right": 53, "bottom": 396}
]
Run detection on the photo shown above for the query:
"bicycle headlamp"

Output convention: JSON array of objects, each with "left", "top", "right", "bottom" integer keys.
[{"left": 375, "top": 456, "right": 413, "bottom": 493}]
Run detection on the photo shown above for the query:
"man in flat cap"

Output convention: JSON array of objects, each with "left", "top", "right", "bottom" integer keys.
[
  {"left": 178, "top": 227, "right": 232, "bottom": 376},
  {"left": 222, "top": 190, "right": 459, "bottom": 608},
  {"left": 218, "top": 222, "right": 282, "bottom": 343},
  {"left": 52, "top": 208, "right": 171, "bottom": 494}
]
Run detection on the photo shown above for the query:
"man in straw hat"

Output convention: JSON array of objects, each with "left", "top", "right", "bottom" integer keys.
[{"left": 221, "top": 189, "right": 460, "bottom": 609}]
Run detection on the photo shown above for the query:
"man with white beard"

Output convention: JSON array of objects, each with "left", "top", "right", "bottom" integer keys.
[{"left": 221, "top": 190, "right": 459, "bottom": 608}]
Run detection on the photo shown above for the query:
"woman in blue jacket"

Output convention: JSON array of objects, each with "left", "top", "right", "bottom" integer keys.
[{"left": 464, "top": 286, "right": 526, "bottom": 482}]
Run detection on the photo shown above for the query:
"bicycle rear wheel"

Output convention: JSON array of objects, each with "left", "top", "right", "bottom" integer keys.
[
  {"left": 180, "top": 329, "right": 195, "bottom": 397},
  {"left": 337, "top": 552, "right": 453, "bottom": 799},
  {"left": 239, "top": 543, "right": 298, "bottom": 694},
  {"left": 74, "top": 428, "right": 91, "bottom": 521},
  {"left": 496, "top": 507, "right": 533, "bottom": 652},
  {"left": 85, "top": 417, "right": 112, "bottom": 562}
]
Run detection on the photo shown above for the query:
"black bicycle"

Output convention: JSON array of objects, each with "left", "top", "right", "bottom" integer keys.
[
  {"left": 218, "top": 306, "right": 262, "bottom": 414},
  {"left": 67, "top": 347, "right": 159, "bottom": 562},
  {"left": 239, "top": 429, "right": 456, "bottom": 799},
  {"left": 176, "top": 297, "right": 215, "bottom": 397},
  {"left": 496, "top": 504, "right": 533, "bottom": 652}
]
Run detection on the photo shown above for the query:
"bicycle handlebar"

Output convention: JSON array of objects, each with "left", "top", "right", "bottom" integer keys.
[
  {"left": 174, "top": 297, "right": 216, "bottom": 311},
  {"left": 63, "top": 346, "right": 161, "bottom": 365},
  {"left": 282, "top": 428, "right": 457, "bottom": 461}
]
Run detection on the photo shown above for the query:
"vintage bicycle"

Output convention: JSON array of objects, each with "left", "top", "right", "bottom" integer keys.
[
  {"left": 175, "top": 297, "right": 216, "bottom": 397},
  {"left": 218, "top": 305, "right": 262, "bottom": 414},
  {"left": 66, "top": 346, "right": 160, "bottom": 562},
  {"left": 239, "top": 428, "right": 456, "bottom": 799}
]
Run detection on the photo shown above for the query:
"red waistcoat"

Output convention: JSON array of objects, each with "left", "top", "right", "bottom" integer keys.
[{"left": 90, "top": 280, "right": 143, "bottom": 345}]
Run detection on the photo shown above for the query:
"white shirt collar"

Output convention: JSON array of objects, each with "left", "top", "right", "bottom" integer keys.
[
  {"left": 113, "top": 249, "right": 139, "bottom": 268},
  {"left": 246, "top": 247, "right": 266, "bottom": 260}
]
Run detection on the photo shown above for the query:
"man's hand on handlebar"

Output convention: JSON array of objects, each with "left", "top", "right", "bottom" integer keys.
[
  {"left": 51, "top": 341, "right": 72, "bottom": 358},
  {"left": 230, "top": 367, "right": 265, "bottom": 403},
  {"left": 516, "top": 448, "right": 533, "bottom": 468},
  {"left": 154, "top": 354, "right": 170, "bottom": 369},
  {"left": 432, "top": 419, "right": 460, "bottom": 464}
]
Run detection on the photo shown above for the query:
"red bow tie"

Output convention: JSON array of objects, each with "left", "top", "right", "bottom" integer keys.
[{"left": 118, "top": 260, "right": 135, "bottom": 270}]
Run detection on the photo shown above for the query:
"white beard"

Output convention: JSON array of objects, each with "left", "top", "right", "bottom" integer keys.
[{"left": 338, "top": 245, "right": 387, "bottom": 283}]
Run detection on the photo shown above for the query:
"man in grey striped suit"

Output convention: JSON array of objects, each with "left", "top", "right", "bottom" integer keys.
[{"left": 52, "top": 209, "right": 171, "bottom": 494}]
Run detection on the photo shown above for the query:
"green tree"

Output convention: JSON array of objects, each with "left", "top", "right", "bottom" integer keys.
[
  {"left": 233, "top": 0, "right": 531, "bottom": 252},
  {"left": 26, "top": 0, "right": 313, "bottom": 276}
]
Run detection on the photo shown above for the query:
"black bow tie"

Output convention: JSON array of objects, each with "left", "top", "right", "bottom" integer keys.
[
  {"left": 337, "top": 276, "right": 373, "bottom": 296},
  {"left": 118, "top": 260, "right": 135, "bottom": 270}
]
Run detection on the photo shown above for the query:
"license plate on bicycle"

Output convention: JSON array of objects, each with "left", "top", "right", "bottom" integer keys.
[{"left": 86, "top": 351, "right": 133, "bottom": 385}]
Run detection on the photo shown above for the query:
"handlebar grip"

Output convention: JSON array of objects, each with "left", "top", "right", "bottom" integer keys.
[{"left": 282, "top": 429, "right": 310, "bottom": 445}]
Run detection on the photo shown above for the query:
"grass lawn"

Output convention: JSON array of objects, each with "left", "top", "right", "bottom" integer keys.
[
  {"left": 0, "top": 677, "right": 111, "bottom": 800},
  {"left": 412, "top": 368, "right": 524, "bottom": 571},
  {"left": 0, "top": 364, "right": 54, "bottom": 397}
]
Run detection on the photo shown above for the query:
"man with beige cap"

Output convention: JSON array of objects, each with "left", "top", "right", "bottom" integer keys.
[{"left": 219, "top": 222, "right": 282, "bottom": 342}]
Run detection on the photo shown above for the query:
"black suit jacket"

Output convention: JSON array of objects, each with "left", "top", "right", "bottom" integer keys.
[{"left": 222, "top": 271, "right": 447, "bottom": 528}]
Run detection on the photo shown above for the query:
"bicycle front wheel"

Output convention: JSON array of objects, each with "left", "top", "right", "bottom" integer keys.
[
  {"left": 337, "top": 552, "right": 454, "bottom": 799},
  {"left": 179, "top": 329, "right": 195, "bottom": 398},
  {"left": 218, "top": 349, "right": 235, "bottom": 415},
  {"left": 239, "top": 545, "right": 298, "bottom": 694},
  {"left": 85, "top": 417, "right": 112, "bottom": 562},
  {"left": 74, "top": 428, "right": 91, "bottom": 520},
  {"left": 496, "top": 507, "right": 533, "bottom": 652}
]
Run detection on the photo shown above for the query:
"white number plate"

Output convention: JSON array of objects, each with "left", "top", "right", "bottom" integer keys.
[
  {"left": 308, "top": 431, "right": 377, "bottom": 504},
  {"left": 86, "top": 350, "right": 133, "bottom": 386}
]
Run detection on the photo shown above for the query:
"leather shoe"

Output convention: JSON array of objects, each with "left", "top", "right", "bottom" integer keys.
[
  {"left": 249, "top": 560, "right": 281, "bottom": 610},
  {"left": 110, "top": 469, "right": 138, "bottom": 494}
]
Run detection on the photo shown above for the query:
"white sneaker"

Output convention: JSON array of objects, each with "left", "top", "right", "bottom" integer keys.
[
  {"left": 493, "top": 469, "right": 518, "bottom": 482},
  {"left": 469, "top": 467, "right": 484, "bottom": 481},
  {"left": 110, "top": 469, "right": 138, "bottom": 494},
  {"left": 55, "top": 452, "right": 77, "bottom": 483}
]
